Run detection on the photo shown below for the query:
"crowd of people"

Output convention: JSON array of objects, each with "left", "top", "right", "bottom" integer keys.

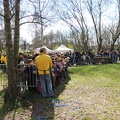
[
  {"left": 0, "top": 49, "right": 70, "bottom": 98},
  {"left": 70, "top": 50, "right": 120, "bottom": 65},
  {"left": 17, "top": 48, "right": 71, "bottom": 97},
  {"left": 0, "top": 49, "right": 120, "bottom": 97}
]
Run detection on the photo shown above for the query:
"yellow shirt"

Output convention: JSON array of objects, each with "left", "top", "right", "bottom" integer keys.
[
  {"left": 35, "top": 53, "right": 52, "bottom": 74},
  {"left": 1, "top": 55, "right": 5, "bottom": 63},
  {"left": 4, "top": 56, "right": 7, "bottom": 64},
  {"left": 1, "top": 55, "right": 7, "bottom": 64}
]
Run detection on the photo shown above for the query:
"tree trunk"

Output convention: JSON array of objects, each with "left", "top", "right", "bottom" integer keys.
[
  {"left": 13, "top": 0, "right": 20, "bottom": 96},
  {"left": 0, "top": 40, "right": 1, "bottom": 51},
  {"left": 3, "top": 0, "right": 20, "bottom": 102},
  {"left": 97, "top": 36, "right": 102, "bottom": 52},
  {"left": 39, "top": 1, "right": 44, "bottom": 45},
  {"left": 4, "top": 0, "right": 15, "bottom": 102},
  {"left": 110, "top": 41, "right": 115, "bottom": 51}
]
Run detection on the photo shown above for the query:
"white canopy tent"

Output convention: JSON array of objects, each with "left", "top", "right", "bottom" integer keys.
[
  {"left": 34, "top": 46, "right": 53, "bottom": 54},
  {"left": 55, "top": 44, "right": 74, "bottom": 52}
]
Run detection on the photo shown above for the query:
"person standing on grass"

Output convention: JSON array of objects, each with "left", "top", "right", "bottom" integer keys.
[
  {"left": 25, "top": 59, "right": 37, "bottom": 91},
  {"left": 35, "top": 47, "right": 53, "bottom": 98}
]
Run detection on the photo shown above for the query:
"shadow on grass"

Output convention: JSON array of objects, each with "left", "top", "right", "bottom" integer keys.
[{"left": 0, "top": 74, "right": 71, "bottom": 120}]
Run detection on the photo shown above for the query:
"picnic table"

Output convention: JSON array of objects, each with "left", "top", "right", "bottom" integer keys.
[{"left": 94, "top": 56, "right": 110, "bottom": 64}]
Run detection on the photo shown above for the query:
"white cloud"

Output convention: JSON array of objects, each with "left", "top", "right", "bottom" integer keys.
[
  {"left": 44, "top": 20, "right": 70, "bottom": 34},
  {"left": 20, "top": 24, "right": 34, "bottom": 43}
]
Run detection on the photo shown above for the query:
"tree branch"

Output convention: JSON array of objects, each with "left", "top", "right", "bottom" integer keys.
[
  {"left": 19, "top": 21, "right": 41, "bottom": 26},
  {"left": 0, "top": 13, "right": 4, "bottom": 18}
]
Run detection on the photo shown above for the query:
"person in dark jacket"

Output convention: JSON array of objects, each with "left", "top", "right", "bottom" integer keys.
[{"left": 25, "top": 59, "right": 37, "bottom": 91}]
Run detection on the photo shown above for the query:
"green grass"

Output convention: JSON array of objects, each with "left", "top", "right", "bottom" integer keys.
[
  {"left": 54, "top": 64, "right": 120, "bottom": 120},
  {"left": 0, "top": 71, "right": 7, "bottom": 90},
  {"left": 0, "top": 64, "right": 120, "bottom": 120},
  {"left": 69, "top": 64, "right": 120, "bottom": 87}
]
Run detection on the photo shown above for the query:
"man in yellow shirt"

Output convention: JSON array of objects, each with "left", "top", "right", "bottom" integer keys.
[
  {"left": 0, "top": 53, "right": 7, "bottom": 72},
  {"left": 1, "top": 54, "right": 5, "bottom": 64},
  {"left": 35, "top": 47, "right": 53, "bottom": 98}
]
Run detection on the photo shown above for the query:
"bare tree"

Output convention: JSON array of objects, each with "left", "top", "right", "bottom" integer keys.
[
  {"left": 0, "top": 0, "right": 55, "bottom": 101},
  {"left": 109, "top": 0, "right": 120, "bottom": 50},
  {"left": 31, "top": 0, "right": 56, "bottom": 45},
  {"left": 85, "top": 0, "right": 110, "bottom": 52},
  {"left": 101, "top": 26, "right": 111, "bottom": 50},
  {"left": 2, "top": 0, "right": 21, "bottom": 102},
  {"left": 54, "top": 0, "right": 90, "bottom": 52}
]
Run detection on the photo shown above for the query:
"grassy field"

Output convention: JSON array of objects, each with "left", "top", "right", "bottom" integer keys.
[
  {"left": 0, "top": 64, "right": 120, "bottom": 120},
  {"left": 0, "top": 70, "right": 7, "bottom": 90}
]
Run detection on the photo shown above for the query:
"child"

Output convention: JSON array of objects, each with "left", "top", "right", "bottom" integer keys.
[
  {"left": 56, "top": 60, "right": 61, "bottom": 85},
  {"left": 51, "top": 61, "right": 58, "bottom": 90},
  {"left": 25, "top": 59, "right": 37, "bottom": 91},
  {"left": 17, "top": 61, "right": 26, "bottom": 92}
]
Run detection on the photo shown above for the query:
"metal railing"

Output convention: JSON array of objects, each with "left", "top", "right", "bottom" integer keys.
[{"left": 0, "top": 64, "right": 39, "bottom": 91}]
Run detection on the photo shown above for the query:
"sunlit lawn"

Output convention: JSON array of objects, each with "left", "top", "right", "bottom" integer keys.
[{"left": 54, "top": 64, "right": 120, "bottom": 120}]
